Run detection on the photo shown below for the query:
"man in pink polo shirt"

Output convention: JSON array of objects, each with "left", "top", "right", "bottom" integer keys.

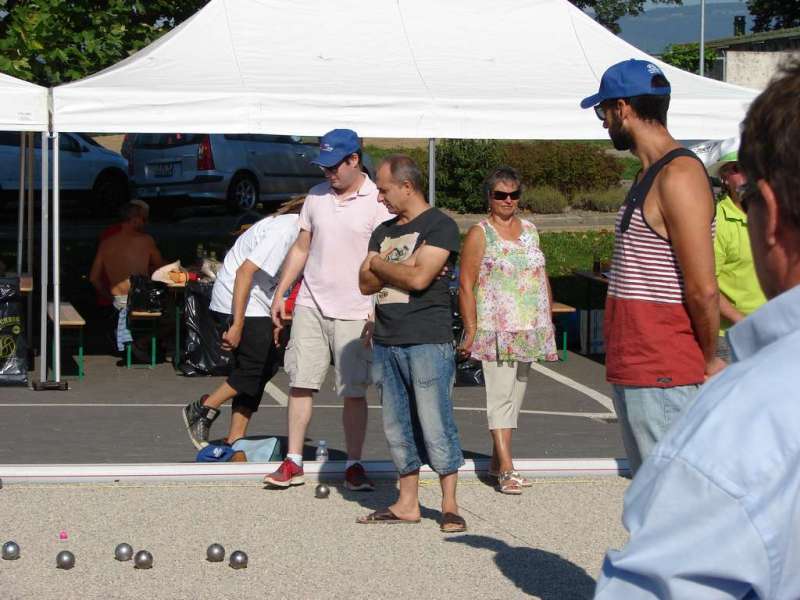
[{"left": 265, "top": 129, "right": 391, "bottom": 491}]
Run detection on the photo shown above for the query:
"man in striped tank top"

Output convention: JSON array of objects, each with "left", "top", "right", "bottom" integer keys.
[{"left": 581, "top": 59, "right": 725, "bottom": 475}]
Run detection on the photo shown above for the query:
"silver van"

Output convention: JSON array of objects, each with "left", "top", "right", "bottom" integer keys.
[{"left": 130, "top": 133, "right": 325, "bottom": 213}]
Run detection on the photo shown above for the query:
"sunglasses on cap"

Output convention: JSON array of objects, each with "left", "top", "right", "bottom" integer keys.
[{"left": 491, "top": 189, "right": 521, "bottom": 201}]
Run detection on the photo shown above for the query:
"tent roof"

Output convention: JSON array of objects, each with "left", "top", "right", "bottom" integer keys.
[
  {"left": 52, "top": 0, "right": 758, "bottom": 139},
  {"left": 0, "top": 72, "right": 49, "bottom": 131}
]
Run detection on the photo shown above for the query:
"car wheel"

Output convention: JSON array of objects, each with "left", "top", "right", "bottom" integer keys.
[
  {"left": 93, "top": 173, "right": 129, "bottom": 217},
  {"left": 226, "top": 173, "right": 258, "bottom": 214}
]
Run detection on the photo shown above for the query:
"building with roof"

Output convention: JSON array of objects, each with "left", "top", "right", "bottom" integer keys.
[{"left": 708, "top": 26, "right": 800, "bottom": 89}]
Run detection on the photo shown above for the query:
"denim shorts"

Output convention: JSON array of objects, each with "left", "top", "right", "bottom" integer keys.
[
  {"left": 612, "top": 383, "right": 700, "bottom": 475},
  {"left": 372, "top": 342, "right": 464, "bottom": 476}
]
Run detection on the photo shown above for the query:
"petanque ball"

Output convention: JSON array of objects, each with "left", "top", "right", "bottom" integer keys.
[
  {"left": 133, "top": 550, "right": 153, "bottom": 569},
  {"left": 2, "top": 541, "right": 20, "bottom": 560},
  {"left": 315, "top": 483, "right": 330, "bottom": 499},
  {"left": 56, "top": 550, "right": 75, "bottom": 570},
  {"left": 229, "top": 550, "right": 248, "bottom": 569},
  {"left": 114, "top": 543, "right": 134, "bottom": 562},
  {"left": 206, "top": 543, "right": 225, "bottom": 562}
]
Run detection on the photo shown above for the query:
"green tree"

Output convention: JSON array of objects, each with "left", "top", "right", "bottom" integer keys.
[
  {"left": 0, "top": 0, "right": 209, "bottom": 86},
  {"left": 747, "top": 0, "right": 800, "bottom": 32},
  {"left": 571, "top": 0, "right": 682, "bottom": 34},
  {"left": 660, "top": 42, "right": 717, "bottom": 75}
]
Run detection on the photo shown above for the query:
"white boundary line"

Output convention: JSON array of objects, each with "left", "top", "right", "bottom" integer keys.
[
  {"left": 264, "top": 381, "right": 288, "bottom": 406},
  {"left": 0, "top": 403, "right": 614, "bottom": 420},
  {"left": 0, "top": 458, "right": 629, "bottom": 484},
  {"left": 529, "top": 362, "right": 616, "bottom": 415}
]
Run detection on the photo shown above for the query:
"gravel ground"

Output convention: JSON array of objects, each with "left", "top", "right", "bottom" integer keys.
[{"left": 1, "top": 477, "right": 629, "bottom": 599}]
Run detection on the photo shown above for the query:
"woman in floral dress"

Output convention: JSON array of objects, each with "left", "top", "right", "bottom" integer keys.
[{"left": 458, "top": 166, "right": 558, "bottom": 494}]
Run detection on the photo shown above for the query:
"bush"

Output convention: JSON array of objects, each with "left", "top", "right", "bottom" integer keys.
[
  {"left": 501, "top": 141, "right": 624, "bottom": 199},
  {"left": 520, "top": 186, "right": 569, "bottom": 214},
  {"left": 434, "top": 139, "right": 503, "bottom": 213},
  {"left": 363, "top": 145, "right": 429, "bottom": 186},
  {"left": 539, "top": 230, "right": 615, "bottom": 276},
  {"left": 575, "top": 186, "right": 626, "bottom": 212}
]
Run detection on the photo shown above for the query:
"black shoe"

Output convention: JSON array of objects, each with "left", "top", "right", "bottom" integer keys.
[{"left": 182, "top": 395, "right": 220, "bottom": 449}]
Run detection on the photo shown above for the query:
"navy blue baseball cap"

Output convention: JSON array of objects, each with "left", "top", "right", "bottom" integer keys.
[
  {"left": 580, "top": 59, "right": 671, "bottom": 109},
  {"left": 312, "top": 129, "right": 361, "bottom": 167}
]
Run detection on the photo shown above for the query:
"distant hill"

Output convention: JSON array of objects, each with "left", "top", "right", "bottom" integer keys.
[{"left": 617, "top": 1, "right": 755, "bottom": 54}]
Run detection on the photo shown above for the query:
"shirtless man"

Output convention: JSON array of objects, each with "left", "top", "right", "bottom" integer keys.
[{"left": 89, "top": 201, "right": 164, "bottom": 355}]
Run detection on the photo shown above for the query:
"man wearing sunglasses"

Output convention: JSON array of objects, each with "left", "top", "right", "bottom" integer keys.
[
  {"left": 595, "top": 58, "right": 800, "bottom": 600},
  {"left": 266, "top": 129, "right": 392, "bottom": 491},
  {"left": 580, "top": 59, "right": 723, "bottom": 476},
  {"left": 706, "top": 137, "right": 766, "bottom": 362}
]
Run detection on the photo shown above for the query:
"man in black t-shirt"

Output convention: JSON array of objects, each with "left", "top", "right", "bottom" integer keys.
[{"left": 356, "top": 155, "right": 466, "bottom": 533}]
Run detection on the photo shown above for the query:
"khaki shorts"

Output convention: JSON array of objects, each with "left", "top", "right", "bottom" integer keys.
[
  {"left": 284, "top": 304, "right": 371, "bottom": 398},
  {"left": 482, "top": 361, "right": 530, "bottom": 429}
]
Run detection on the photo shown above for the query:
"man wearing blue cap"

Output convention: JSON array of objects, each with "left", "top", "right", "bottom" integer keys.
[
  {"left": 266, "top": 129, "right": 392, "bottom": 491},
  {"left": 580, "top": 59, "right": 724, "bottom": 475}
]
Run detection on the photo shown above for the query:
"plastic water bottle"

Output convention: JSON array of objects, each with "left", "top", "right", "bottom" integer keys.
[{"left": 315, "top": 440, "right": 329, "bottom": 462}]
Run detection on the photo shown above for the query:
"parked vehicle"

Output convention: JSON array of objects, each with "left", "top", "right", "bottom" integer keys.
[
  {"left": 130, "top": 133, "right": 327, "bottom": 213},
  {"left": 0, "top": 132, "right": 129, "bottom": 214}
]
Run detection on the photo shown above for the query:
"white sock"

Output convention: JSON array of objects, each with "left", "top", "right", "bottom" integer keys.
[
  {"left": 345, "top": 460, "right": 361, "bottom": 469},
  {"left": 287, "top": 453, "right": 303, "bottom": 468}
]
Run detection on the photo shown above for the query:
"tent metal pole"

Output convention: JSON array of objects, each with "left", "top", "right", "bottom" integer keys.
[
  {"left": 52, "top": 132, "right": 61, "bottom": 382},
  {"left": 428, "top": 138, "right": 436, "bottom": 206},
  {"left": 16, "top": 132, "right": 26, "bottom": 275},
  {"left": 26, "top": 133, "right": 35, "bottom": 350},
  {"left": 699, "top": 0, "right": 706, "bottom": 77},
  {"left": 39, "top": 132, "right": 49, "bottom": 383}
]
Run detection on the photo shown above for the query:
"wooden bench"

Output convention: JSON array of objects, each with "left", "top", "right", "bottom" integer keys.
[
  {"left": 552, "top": 302, "right": 577, "bottom": 361},
  {"left": 48, "top": 302, "right": 86, "bottom": 379},
  {"left": 126, "top": 311, "right": 162, "bottom": 369}
]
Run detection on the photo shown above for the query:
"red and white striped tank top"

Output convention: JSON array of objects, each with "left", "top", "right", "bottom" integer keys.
[{"left": 604, "top": 149, "right": 714, "bottom": 388}]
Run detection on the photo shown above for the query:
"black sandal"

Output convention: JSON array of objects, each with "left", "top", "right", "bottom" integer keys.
[{"left": 356, "top": 508, "right": 421, "bottom": 525}]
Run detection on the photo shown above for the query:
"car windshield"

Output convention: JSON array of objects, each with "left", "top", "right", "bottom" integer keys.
[{"left": 134, "top": 134, "right": 205, "bottom": 149}]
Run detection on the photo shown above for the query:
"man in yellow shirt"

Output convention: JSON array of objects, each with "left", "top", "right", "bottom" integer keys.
[{"left": 708, "top": 137, "right": 767, "bottom": 361}]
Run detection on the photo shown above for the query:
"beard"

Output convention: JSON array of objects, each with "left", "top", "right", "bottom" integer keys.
[{"left": 608, "top": 120, "right": 634, "bottom": 151}]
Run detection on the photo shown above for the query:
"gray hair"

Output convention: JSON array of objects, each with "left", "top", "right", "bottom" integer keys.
[
  {"left": 120, "top": 199, "right": 149, "bottom": 221},
  {"left": 483, "top": 166, "right": 523, "bottom": 207},
  {"left": 379, "top": 154, "right": 425, "bottom": 196}
]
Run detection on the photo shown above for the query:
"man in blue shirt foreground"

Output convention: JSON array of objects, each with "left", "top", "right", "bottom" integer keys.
[{"left": 595, "top": 59, "right": 800, "bottom": 598}]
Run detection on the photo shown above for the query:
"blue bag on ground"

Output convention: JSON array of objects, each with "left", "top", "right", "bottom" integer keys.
[{"left": 232, "top": 437, "right": 281, "bottom": 463}]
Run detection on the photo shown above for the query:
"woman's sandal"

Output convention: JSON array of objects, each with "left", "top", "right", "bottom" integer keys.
[
  {"left": 498, "top": 471, "right": 523, "bottom": 495},
  {"left": 440, "top": 512, "right": 467, "bottom": 533}
]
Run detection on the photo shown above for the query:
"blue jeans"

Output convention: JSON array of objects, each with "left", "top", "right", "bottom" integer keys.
[
  {"left": 612, "top": 384, "right": 700, "bottom": 475},
  {"left": 372, "top": 342, "right": 464, "bottom": 476}
]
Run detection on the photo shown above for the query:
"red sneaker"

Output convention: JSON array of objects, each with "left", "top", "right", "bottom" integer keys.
[
  {"left": 263, "top": 459, "right": 305, "bottom": 488},
  {"left": 345, "top": 463, "right": 375, "bottom": 491}
]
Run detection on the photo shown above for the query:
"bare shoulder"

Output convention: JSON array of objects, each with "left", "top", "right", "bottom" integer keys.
[{"left": 658, "top": 156, "right": 711, "bottom": 201}]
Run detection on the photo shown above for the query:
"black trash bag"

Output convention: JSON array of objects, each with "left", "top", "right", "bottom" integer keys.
[
  {"left": 455, "top": 357, "right": 484, "bottom": 387},
  {"left": 127, "top": 275, "right": 167, "bottom": 313},
  {"left": 0, "top": 277, "right": 28, "bottom": 386},
  {"left": 176, "top": 280, "right": 233, "bottom": 376}
]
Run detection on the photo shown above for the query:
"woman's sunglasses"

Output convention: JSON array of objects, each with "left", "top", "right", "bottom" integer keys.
[{"left": 491, "top": 189, "right": 521, "bottom": 201}]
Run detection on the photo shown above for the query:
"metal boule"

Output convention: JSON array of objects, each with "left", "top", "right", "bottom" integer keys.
[
  {"left": 315, "top": 483, "right": 330, "bottom": 499},
  {"left": 229, "top": 550, "right": 248, "bottom": 569},
  {"left": 56, "top": 550, "right": 75, "bottom": 570},
  {"left": 133, "top": 549, "right": 153, "bottom": 569},
  {"left": 114, "top": 543, "right": 134, "bottom": 561},
  {"left": 206, "top": 543, "right": 225, "bottom": 562},
  {"left": 2, "top": 541, "right": 20, "bottom": 560}
]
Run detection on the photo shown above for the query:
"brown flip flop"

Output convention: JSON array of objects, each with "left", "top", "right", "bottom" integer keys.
[
  {"left": 356, "top": 508, "right": 421, "bottom": 525},
  {"left": 440, "top": 512, "right": 467, "bottom": 533}
]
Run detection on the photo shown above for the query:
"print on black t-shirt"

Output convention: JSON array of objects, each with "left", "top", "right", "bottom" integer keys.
[{"left": 368, "top": 208, "right": 461, "bottom": 346}]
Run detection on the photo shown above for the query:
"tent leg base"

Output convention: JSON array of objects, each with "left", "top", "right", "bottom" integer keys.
[{"left": 32, "top": 381, "right": 69, "bottom": 391}]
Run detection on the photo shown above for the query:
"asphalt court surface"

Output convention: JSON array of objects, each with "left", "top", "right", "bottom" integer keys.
[{"left": 0, "top": 352, "right": 623, "bottom": 464}]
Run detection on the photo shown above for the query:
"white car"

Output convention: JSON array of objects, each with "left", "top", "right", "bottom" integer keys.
[{"left": 0, "top": 132, "right": 129, "bottom": 214}]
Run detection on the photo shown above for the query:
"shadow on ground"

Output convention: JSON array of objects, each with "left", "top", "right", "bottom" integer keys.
[{"left": 446, "top": 534, "right": 597, "bottom": 599}]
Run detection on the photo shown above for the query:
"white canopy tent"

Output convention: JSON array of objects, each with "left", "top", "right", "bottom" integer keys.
[
  {"left": 52, "top": 0, "right": 757, "bottom": 139},
  {"left": 43, "top": 0, "right": 760, "bottom": 385},
  {"left": 0, "top": 73, "right": 49, "bottom": 385}
]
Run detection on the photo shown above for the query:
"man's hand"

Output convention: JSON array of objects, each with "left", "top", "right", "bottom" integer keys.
[
  {"left": 456, "top": 328, "right": 476, "bottom": 360},
  {"left": 221, "top": 322, "right": 244, "bottom": 351},
  {"left": 705, "top": 357, "right": 727, "bottom": 380},
  {"left": 271, "top": 296, "right": 289, "bottom": 344}
]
